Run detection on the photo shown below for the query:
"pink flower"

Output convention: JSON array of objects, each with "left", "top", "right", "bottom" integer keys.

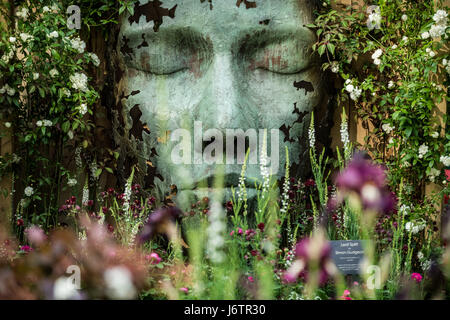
[
  {"left": 180, "top": 287, "right": 189, "bottom": 293},
  {"left": 146, "top": 252, "right": 162, "bottom": 265},
  {"left": 19, "top": 245, "right": 33, "bottom": 253},
  {"left": 248, "top": 276, "right": 254, "bottom": 282},
  {"left": 340, "top": 289, "right": 352, "bottom": 300},
  {"left": 24, "top": 226, "right": 46, "bottom": 245},
  {"left": 411, "top": 273, "right": 423, "bottom": 283},
  {"left": 238, "top": 228, "right": 243, "bottom": 235},
  {"left": 230, "top": 230, "right": 235, "bottom": 236}
]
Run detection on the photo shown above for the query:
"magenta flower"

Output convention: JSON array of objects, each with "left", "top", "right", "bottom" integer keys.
[
  {"left": 283, "top": 235, "right": 333, "bottom": 285},
  {"left": 411, "top": 273, "right": 423, "bottom": 283},
  {"left": 19, "top": 245, "right": 33, "bottom": 253},
  {"left": 146, "top": 252, "right": 162, "bottom": 265},
  {"left": 180, "top": 287, "right": 189, "bottom": 293},
  {"left": 238, "top": 228, "right": 243, "bottom": 235},
  {"left": 248, "top": 276, "right": 254, "bottom": 282},
  {"left": 335, "top": 153, "right": 395, "bottom": 214}
]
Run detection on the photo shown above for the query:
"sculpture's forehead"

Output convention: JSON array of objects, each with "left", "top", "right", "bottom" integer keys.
[{"left": 121, "top": 0, "right": 313, "bottom": 41}]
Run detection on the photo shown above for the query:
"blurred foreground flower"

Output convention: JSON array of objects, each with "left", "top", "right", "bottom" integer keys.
[
  {"left": 334, "top": 153, "right": 395, "bottom": 214},
  {"left": 283, "top": 229, "right": 336, "bottom": 286}
]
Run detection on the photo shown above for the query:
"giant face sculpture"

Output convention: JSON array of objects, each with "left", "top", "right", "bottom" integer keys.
[{"left": 115, "top": 0, "right": 331, "bottom": 208}]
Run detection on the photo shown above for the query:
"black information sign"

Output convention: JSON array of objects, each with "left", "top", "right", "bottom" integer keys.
[{"left": 330, "top": 240, "right": 367, "bottom": 275}]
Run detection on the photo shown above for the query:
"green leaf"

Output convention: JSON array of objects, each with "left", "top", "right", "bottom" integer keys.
[
  {"left": 95, "top": 168, "right": 102, "bottom": 178},
  {"left": 318, "top": 45, "right": 326, "bottom": 57},
  {"left": 105, "top": 167, "right": 114, "bottom": 174},
  {"left": 327, "top": 43, "right": 335, "bottom": 56}
]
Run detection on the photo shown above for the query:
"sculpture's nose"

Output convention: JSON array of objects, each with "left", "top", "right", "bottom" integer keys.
[{"left": 208, "top": 52, "right": 236, "bottom": 129}]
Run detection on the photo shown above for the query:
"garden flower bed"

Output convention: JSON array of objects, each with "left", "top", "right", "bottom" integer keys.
[{"left": 0, "top": 0, "right": 449, "bottom": 301}]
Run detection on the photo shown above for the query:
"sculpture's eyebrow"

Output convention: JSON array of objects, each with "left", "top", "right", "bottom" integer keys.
[
  {"left": 121, "top": 27, "right": 209, "bottom": 51},
  {"left": 236, "top": 27, "right": 315, "bottom": 56}
]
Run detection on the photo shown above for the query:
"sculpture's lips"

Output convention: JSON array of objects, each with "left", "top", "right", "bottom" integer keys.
[{"left": 186, "top": 173, "right": 256, "bottom": 190}]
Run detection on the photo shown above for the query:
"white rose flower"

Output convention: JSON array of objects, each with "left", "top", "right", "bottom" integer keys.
[
  {"left": 372, "top": 49, "right": 383, "bottom": 60},
  {"left": 440, "top": 155, "right": 450, "bottom": 167},
  {"left": 9, "top": 36, "right": 16, "bottom": 43},
  {"left": 429, "top": 50, "right": 436, "bottom": 57},
  {"left": 20, "top": 33, "right": 33, "bottom": 42},
  {"left": 4, "top": 122, "right": 11, "bottom": 128},
  {"left": 430, "top": 24, "right": 447, "bottom": 38},
  {"left": 401, "top": 14, "right": 408, "bottom": 22},
  {"left": 402, "top": 36, "right": 408, "bottom": 42},
  {"left": 16, "top": 7, "right": 29, "bottom": 20},
  {"left": 69, "top": 73, "right": 89, "bottom": 92},
  {"left": 48, "top": 31, "right": 59, "bottom": 39},
  {"left": 433, "top": 9, "right": 448, "bottom": 25},
  {"left": 345, "top": 84, "right": 355, "bottom": 93},
  {"left": 421, "top": 31, "right": 430, "bottom": 39},
  {"left": 428, "top": 168, "right": 440, "bottom": 182},
  {"left": 70, "top": 37, "right": 86, "bottom": 54},
  {"left": 417, "top": 251, "right": 424, "bottom": 260},
  {"left": 67, "top": 178, "right": 77, "bottom": 187},
  {"left": 418, "top": 144, "right": 429, "bottom": 159},
  {"left": 24, "top": 186, "right": 34, "bottom": 197},
  {"left": 43, "top": 6, "right": 51, "bottom": 13},
  {"left": 382, "top": 123, "right": 395, "bottom": 134},
  {"left": 388, "top": 80, "right": 394, "bottom": 89},
  {"left": 36, "top": 120, "right": 43, "bottom": 127},
  {"left": 49, "top": 68, "right": 59, "bottom": 78},
  {"left": 87, "top": 53, "right": 100, "bottom": 67},
  {"left": 33, "top": 73, "right": 39, "bottom": 80},
  {"left": 431, "top": 131, "right": 439, "bottom": 138},
  {"left": 79, "top": 103, "right": 88, "bottom": 115},
  {"left": 392, "top": 44, "right": 398, "bottom": 49}
]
